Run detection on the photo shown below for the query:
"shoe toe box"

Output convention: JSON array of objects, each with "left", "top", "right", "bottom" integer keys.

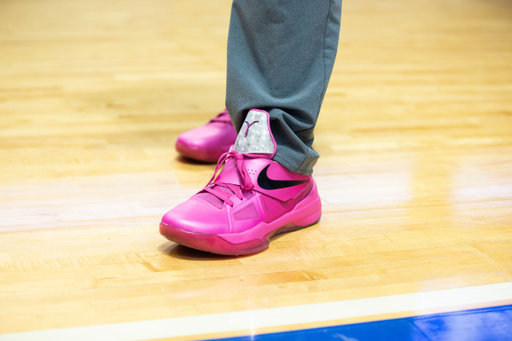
[
  {"left": 161, "top": 198, "right": 230, "bottom": 235},
  {"left": 177, "top": 123, "right": 235, "bottom": 150}
]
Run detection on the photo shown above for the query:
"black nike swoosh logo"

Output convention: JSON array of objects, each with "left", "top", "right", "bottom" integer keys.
[{"left": 257, "top": 165, "right": 309, "bottom": 190}]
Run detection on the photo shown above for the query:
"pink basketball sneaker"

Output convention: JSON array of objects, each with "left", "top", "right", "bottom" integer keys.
[
  {"left": 175, "top": 109, "right": 237, "bottom": 163},
  {"left": 161, "top": 109, "right": 322, "bottom": 255}
]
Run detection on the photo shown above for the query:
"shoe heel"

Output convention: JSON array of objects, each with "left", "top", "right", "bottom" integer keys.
[
  {"left": 293, "top": 210, "right": 321, "bottom": 227},
  {"left": 292, "top": 191, "right": 322, "bottom": 228},
  {"left": 293, "top": 198, "right": 322, "bottom": 227}
]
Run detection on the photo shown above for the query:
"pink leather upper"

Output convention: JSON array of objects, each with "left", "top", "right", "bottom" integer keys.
[
  {"left": 163, "top": 109, "right": 319, "bottom": 241},
  {"left": 161, "top": 151, "right": 314, "bottom": 236}
]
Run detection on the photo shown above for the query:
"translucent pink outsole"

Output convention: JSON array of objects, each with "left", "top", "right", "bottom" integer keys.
[
  {"left": 160, "top": 202, "right": 321, "bottom": 256},
  {"left": 160, "top": 218, "right": 319, "bottom": 256}
]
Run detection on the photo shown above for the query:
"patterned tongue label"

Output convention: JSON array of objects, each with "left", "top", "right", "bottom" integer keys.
[{"left": 234, "top": 109, "right": 276, "bottom": 155}]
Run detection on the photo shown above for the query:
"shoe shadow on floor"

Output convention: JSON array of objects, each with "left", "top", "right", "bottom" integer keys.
[
  {"left": 175, "top": 155, "right": 214, "bottom": 165},
  {"left": 173, "top": 155, "right": 216, "bottom": 189},
  {"left": 158, "top": 233, "right": 290, "bottom": 261},
  {"left": 158, "top": 241, "right": 249, "bottom": 260}
]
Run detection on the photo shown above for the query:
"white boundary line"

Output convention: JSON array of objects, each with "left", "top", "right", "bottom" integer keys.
[{"left": 2, "top": 283, "right": 512, "bottom": 341}]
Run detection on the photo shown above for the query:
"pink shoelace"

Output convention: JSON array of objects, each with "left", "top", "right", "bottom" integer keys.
[{"left": 204, "top": 150, "right": 254, "bottom": 207}]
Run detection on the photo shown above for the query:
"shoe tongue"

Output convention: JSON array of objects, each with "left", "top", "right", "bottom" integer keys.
[{"left": 234, "top": 109, "right": 276, "bottom": 156}]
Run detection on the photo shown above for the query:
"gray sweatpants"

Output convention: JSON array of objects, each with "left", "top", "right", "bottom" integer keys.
[{"left": 225, "top": 0, "right": 342, "bottom": 175}]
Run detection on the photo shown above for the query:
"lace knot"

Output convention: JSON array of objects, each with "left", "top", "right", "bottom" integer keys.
[{"left": 205, "top": 150, "right": 254, "bottom": 205}]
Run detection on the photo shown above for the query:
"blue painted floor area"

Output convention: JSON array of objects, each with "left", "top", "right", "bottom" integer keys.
[{"left": 211, "top": 304, "right": 512, "bottom": 341}]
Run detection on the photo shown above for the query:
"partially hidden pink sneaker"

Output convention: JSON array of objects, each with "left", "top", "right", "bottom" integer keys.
[
  {"left": 175, "top": 109, "right": 237, "bottom": 163},
  {"left": 161, "top": 109, "right": 322, "bottom": 255}
]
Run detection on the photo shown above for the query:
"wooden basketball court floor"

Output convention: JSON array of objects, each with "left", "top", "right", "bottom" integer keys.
[{"left": 1, "top": 0, "right": 512, "bottom": 339}]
